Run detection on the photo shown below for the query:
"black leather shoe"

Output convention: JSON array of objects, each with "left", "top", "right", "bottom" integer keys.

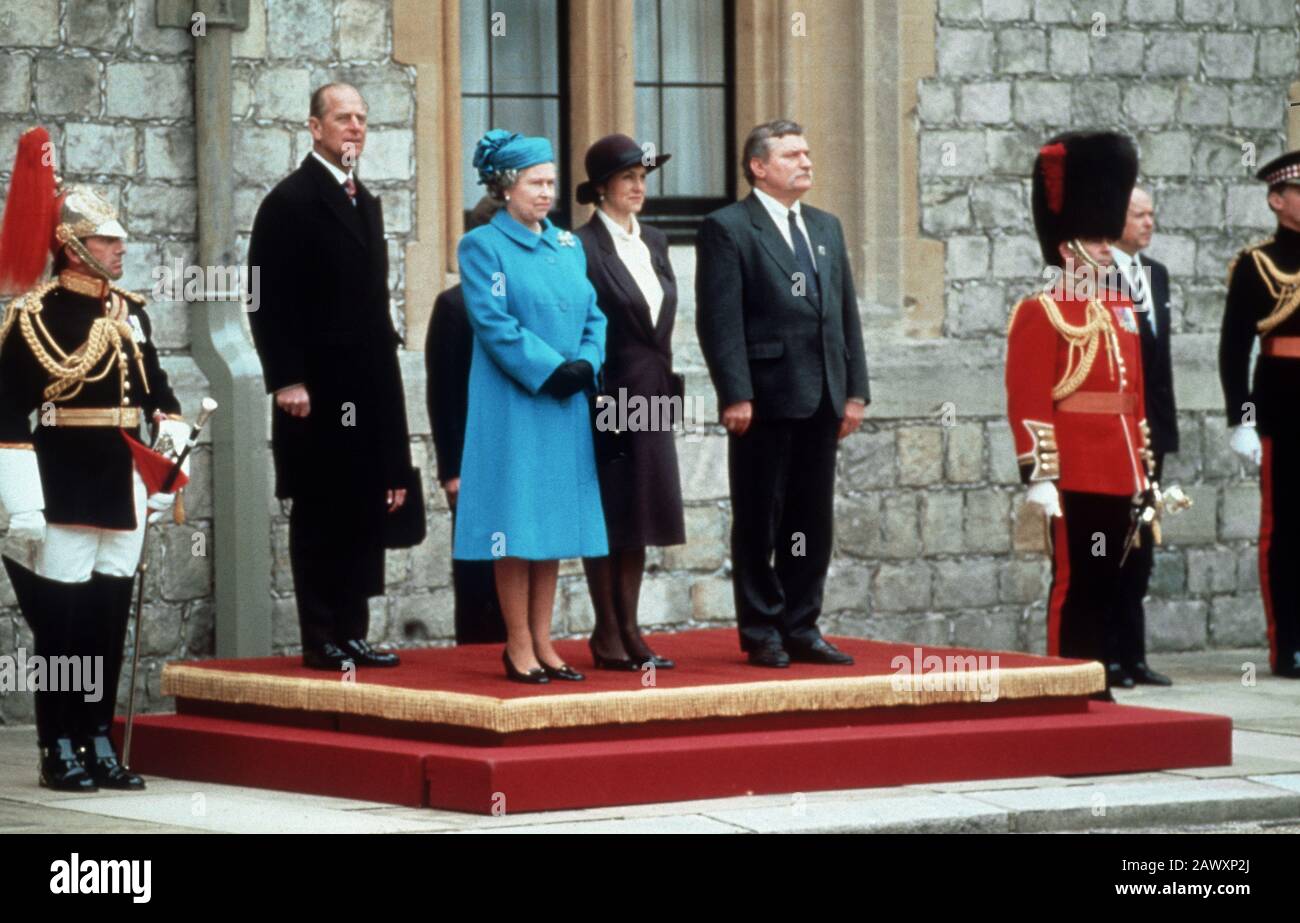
[
  {"left": 343, "top": 639, "right": 400, "bottom": 667},
  {"left": 1273, "top": 652, "right": 1300, "bottom": 679},
  {"left": 80, "top": 736, "right": 145, "bottom": 790},
  {"left": 503, "top": 650, "right": 549, "bottom": 684},
  {"left": 1106, "top": 662, "right": 1135, "bottom": 689},
  {"left": 540, "top": 661, "right": 586, "bottom": 681},
  {"left": 787, "top": 638, "right": 855, "bottom": 666},
  {"left": 1128, "top": 662, "right": 1172, "bottom": 686},
  {"left": 747, "top": 645, "right": 791, "bottom": 668},
  {"left": 633, "top": 652, "right": 676, "bottom": 670},
  {"left": 588, "top": 641, "right": 640, "bottom": 671},
  {"left": 39, "top": 739, "right": 97, "bottom": 792},
  {"left": 302, "top": 643, "right": 356, "bottom": 671}
]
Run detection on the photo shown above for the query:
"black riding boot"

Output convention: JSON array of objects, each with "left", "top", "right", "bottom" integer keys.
[{"left": 77, "top": 572, "right": 145, "bottom": 790}]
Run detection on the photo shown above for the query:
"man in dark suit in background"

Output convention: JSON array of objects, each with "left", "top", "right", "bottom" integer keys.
[
  {"left": 425, "top": 196, "right": 505, "bottom": 644},
  {"left": 248, "top": 83, "right": 413, "bottom": 671},
  {"left": 1109, "top": 186, "right": 1178, "bottom": 687},
  {"left": 696, "top": 119, "right": 871, "bottom": 668}
]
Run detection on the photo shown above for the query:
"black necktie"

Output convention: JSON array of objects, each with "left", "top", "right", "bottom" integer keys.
[{"left": 788, "top": 210, "right": 820, "bottom": 302}]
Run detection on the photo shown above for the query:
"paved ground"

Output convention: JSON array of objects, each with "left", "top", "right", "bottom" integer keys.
[{"left": 3, "top": 647, "right": 1299, "bottom": 834}]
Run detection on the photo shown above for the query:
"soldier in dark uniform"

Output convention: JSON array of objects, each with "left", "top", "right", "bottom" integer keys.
[
  {"left": 0, "top": 127, "right": 189, "bottom": 790},
  {"left": 1219, "top": 149, "right": 1300, "bottom": 679},
  {"left": 1005, "top": 132, "right": 1154, "bottom": 699}
]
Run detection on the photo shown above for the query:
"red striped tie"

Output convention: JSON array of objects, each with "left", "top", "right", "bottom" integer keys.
[{"left": 343, "top": 176, "right": 357, "bottom": 204}]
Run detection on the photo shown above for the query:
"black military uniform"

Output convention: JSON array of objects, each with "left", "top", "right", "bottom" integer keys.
[
  {"left": 0, "top": 127, "right": 186, "bottom": 791},
  {"left": 1219, "top": 149, "right": 1300, "bottom": 678}
]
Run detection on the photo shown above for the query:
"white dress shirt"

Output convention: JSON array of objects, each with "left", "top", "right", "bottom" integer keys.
[
  {"left": 1110, "top": 245, "right": 1155, "bottom": 336},
  {"left": 596, "top": 208, "right": 664, "bottom": 329},
  {"left": 311, "top": 150, "right": 355, "bottom": 203},
  {"left": 752, "top": 186, "right": 816, "bottom": 270}
]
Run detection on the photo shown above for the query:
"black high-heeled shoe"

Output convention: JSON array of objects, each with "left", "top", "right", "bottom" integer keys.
[
  {"left": 502, "top": 649, "right": 549, "bottom": 684},
  {"left": 540, "top": 660, "right": 586, "bottom": 682},
  {"left": 588, "top": 640, "right": 640, "bottom": 671}
]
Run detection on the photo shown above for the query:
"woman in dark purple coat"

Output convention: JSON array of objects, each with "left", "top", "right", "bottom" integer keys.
[{"left": 575, "top": 134, "right": 687, "bottom": 670}]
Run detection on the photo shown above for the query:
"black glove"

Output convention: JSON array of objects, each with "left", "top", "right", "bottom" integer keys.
[{"left": 540, "top": 360, "right": 593, "bottom": 399}]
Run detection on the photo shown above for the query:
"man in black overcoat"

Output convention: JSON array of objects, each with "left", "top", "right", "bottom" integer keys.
[
  {"left": 248, "top": 83, "right": 412, "bottom": 670},
  {"left": 1109, "top": 186, "right": 1178, "bottom": 688},
  {"left": 425, "top": 197, "right": 505, "bottom": 644},
  {"left": 696, "top": 119, "right": 871, "bottom": 668}
]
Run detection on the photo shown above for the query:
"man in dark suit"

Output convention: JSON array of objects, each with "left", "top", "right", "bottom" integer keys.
[
  {"left": 696, "top": 119, "right": 870, "bottom": 668},
  {"left": 248, "top": 82, "right": 413, "bottom": 671},
  {"left": 1109, "top": 186, "right": 1178, "bottom": 687},
  {"left": 425, "top": 196, "right": 505, "bottom": 645}
]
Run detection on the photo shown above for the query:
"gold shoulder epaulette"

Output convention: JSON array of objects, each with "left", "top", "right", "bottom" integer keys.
[
  {"left": 109, "top": 285, "right": 147, "bottom": 306},
  {"left": 1031, "top": 293, "right": 1120, "bottom": 401},
  {"left": 0, "top": 281, "right": 58, "bottom": 351},
  {"left": 1227, "top": 236, "right": 1274, "bottom": 285}
]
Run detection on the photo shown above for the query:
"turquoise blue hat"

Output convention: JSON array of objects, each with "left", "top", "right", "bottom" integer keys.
[{"left": 473, "top": 129, "right": 554, "bottom": 186}]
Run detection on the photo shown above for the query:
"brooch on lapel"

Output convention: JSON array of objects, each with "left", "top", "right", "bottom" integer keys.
[
  {"left": 557, "top": 230, "right": 577, "bottom": 248},
  {"left": 817, "top": 244, "right": 826, "bottom": 256},
  {"left": 1115, "top": 305, "right": 1139, "bottom": 334},
  {"left": 127, "top": 314, "right": 148, "bottom": 344}
]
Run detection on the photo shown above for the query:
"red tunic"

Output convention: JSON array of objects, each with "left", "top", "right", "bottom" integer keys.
[{"left": 1005, "top": 288, "right": 1152, "bottom": 497}]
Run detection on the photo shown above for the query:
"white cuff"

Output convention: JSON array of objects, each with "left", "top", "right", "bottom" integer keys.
[{"left": 0, "top": 447, "right": 45, "bottom": 515}]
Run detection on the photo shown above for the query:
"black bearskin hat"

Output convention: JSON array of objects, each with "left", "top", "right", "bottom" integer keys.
[{"left": 1031, "top": 131, "right": 1138, "bottom": 267}]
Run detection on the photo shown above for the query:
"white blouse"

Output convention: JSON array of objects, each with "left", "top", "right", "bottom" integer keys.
[{"left": 596, "top": 208, "right": 665, "bottom": 329}]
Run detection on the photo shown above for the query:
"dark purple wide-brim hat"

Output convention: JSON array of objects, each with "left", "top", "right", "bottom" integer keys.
[{"left": 575, "top": 133, "right": 671, "bottom": 205}]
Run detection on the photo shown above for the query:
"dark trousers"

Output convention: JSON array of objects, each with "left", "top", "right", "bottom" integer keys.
[
  {"left": 1051, "top": 491, "right": 1140, "bottom": 666},
  {"left": 727, "top": 393, "right": 839, "bottom": 652},
  {"left": 450, "top": 510, "right": 506, "bottom": 644},
  {"left": 289, "top": 494, "right": 383, "bottom": 651},
  {"left": 1261, "top": 434, "right": 1300, "bottom": 671},
  {"left": 1107, "top": 454, "right": 1163, "bottom": 668}
]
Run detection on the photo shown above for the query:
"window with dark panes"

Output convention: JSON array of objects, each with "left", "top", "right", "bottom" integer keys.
[
  {"left": 461, "top": 0, "right": 570, "bottom": 228},
  {"left": 634, "top": 0, "right": 735, "bottom": 242}
]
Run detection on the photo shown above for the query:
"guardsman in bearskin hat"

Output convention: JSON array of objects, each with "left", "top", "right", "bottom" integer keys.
[
  {"left": 1219, "top": 148, "right": 1300, "bottom": 679},
  {"left": 1006, "top": 131, "right": 1155, "bottom": 697},
  {"left": 0, "top": 127, "right": 190, "bottom": 790}
]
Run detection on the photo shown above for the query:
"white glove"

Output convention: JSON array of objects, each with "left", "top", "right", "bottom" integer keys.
[
  {"left": 154, "top": 417, "right": 192, "bottom": 478},
  {"left": 1228, "top": 425, "right": 1262, "bottom": 466},
  {"left": 1025, "top": 480, "right": 1062, "bottom": 518},
  {"left": 146, "top": 492, "right": 175, "bottom": 525},
  {"left": 6, "top": 509, "right": 46, "bottom": 543}
]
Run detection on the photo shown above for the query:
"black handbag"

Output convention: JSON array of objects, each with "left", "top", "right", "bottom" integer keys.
[
  {"left": 384, "top": 466, "right": 427, "bottom": 549},
  {"left": 589, "top": 371, "right": 631, "bottom": 463}
]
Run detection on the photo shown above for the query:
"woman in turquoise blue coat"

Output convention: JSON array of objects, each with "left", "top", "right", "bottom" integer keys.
[{"left": 453, "top": 130, "right": 608, "bottom": 683}]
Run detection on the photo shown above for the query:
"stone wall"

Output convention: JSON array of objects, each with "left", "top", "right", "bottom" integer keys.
[{"left": 1, "top": 0, "right": 1297, "bottom": 724}]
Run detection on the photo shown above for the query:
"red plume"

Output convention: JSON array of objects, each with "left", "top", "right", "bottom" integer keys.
[
  {"left": 0, "top": 127, "right": 59, "bottom": 295},
  {"left": 1038, "top": 142, "right": 1067, "bottom": 215}
]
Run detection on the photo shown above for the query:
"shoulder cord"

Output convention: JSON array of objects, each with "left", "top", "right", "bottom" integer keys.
[
  {"left": 1036, "top": 293, "right": 1120, "bottom": 401},
  {"left": 1250, "top": 248, "right": 1300, "bottom": 335},
  {"left": 18, "top": 296, "right": 137, "bottom": 402}
]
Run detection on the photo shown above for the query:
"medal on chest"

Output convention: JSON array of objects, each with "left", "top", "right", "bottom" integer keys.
[{"left": 1113, "top": 305, "right": 1139, "bottom": 335}]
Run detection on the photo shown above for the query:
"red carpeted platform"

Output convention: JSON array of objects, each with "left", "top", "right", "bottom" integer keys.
[{"left": 120, "top": 630, "right": 1233, "bottom": 813}]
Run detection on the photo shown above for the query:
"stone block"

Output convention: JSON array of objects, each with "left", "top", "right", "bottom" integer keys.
[
  {"left": 690, "top": 576, "right": 735, "bottom": 623},
  {"left": 637, "top": 575, "right": 691, "bottom": 627},
  {"left": 255, "top": 66, "right": 312, "bottom": 122},
  {"left": 945, "top": 422, "right": 984, "bottom": 483},
  {"left": 1159, "top": 183, "right": 1220, "bottom": 229},
  {"left": 1227, "top": 184, "right": 1276, "bottom": 229},
  {"left": 872, "top": 561, "right": 931, "bottom": 612},
  {"left": 1231, "top": 85, "right": 1283, "bottom": 130},
  {"left": 960, "top": 82, "right": 1012, "bottom": 124},
  {"left": 1179, "top": 83, "right": 1230, "bottom": 126},
  {"left": 233, "top": 125, "right": 293, "bottom": 184},
  {"left": 677, "top": 433, "right": 728, "bottom": 501},
  {"left": 233, "top": 0, "right": 269, "bottom": 59},
  {"left": 1186, "top": 547, "right": 1239, "bottom": 595},
  {"left": 1209, "top": 593, "right": 1266, "bottom": 648},
  {"left": 35, "top": 57, "right": 103, "bottom": 118},
  {"left": 1236, "top": 0, "right": 1292, "bottom": 26},
  {"left": 268, "top": 0, "right": 334, "bottom": 58},
  {"left": 932, "top": 558, "right": 999, "bottom": 610},
  {"left": 144, "top": 126, "right": 196, "bottom": 180},
  {"left": 0, "top": 0, "right": 59, "bottom": 46},
  {"left": 1033, "top": 0, "right": 1074, "bottom": 21},
  {"left": 67, "top": 0, "right": 130, "bottom": 51},
  {"left": 822, "top": 562, "right": 873, "bottom": 616},
  {"left": 1237, "top": 546, "right": 1259, "bottom": 592},
  {"left": 946, "top": 236, "right": 989, "bottom": 280},
  {"left": 125, "top": 184, "right": 198, "bottom": 237},
  {"left": 1159, "top": 484, "right": 1218, "bottom": 545},
  {"left": 1070, "top": 81, "right": 1121, "bottom": 128},
  {"left": 897, "top": 427, "right": 944, "bottom": 487},
  {"left": 921, "top": 184, "right": 972, "bottom": 233},
  {"left": 1048, "top": 29, "right": 1089, "bottom": 76},
  {"left": 836, "top": 493, "right": 883, "bottom": 560},
  {"left": 839, "top": 427, "right": 897, "bottom": 489},
  {"left": 937, "top": 29, "right": 995, "bottom": 77},
  {"left": 939, "top": 0, "right": 982, "bottom": 20},
  {"left": 1011, "top": 80, "right": 1072, "bottom": 124},
  {"left": 133, "top": 0, "right": 193, "bottom": 55},
  {"left": 1123, "top": 84, "right": 1176, "bottom": 127},
  {"left": 970, "top": 181, "right": 1025, "bottom": 229},
  {"left": 964, "top": 489, "right": 1012, "bottom": 553},
  {"left": 919, "top": 130, "right": 988, "bottom": 178},
  {"left": 951, "top": 282, "right": 1009, "bottom": 337},
  {"left": 1090, "top": 31, "right": 1144, "bottom": 76},
  {"left": 1144, "top": 32, "right": 1199, "bottom": 77},
  {"left": 339, "top": 0, "right": 390, "bottom": 59},
  {"left": 393, "top": 591, "right": 456, "bottom": 643},
  {"left": 1257, "top": 32, "right": 1299, "bottom": 78},
  {"left": 950, "top": 606, "right": 1020, "bottom": 651},
  {"left": 1149, "top": 548, "right": 1186, "bottom": 597},
  {"left": 64, "top": 123, "right": 137, "bottom": 176},
  {"left": 992, "top": 235, "right": 1042, "bottom": 279},
  {"left": 1125, "top": 0, "right": 1176, "bottom": 19},
  {"left": 1202, "top": 33, "right": 1256, "bottom": 79},
  {"left": 880, "top": 494, "right": 922, "bottom": 559},
  {"left": 1221, "top": 481, "right": 1260, "bottom": 540},
  {"left": 999, "top": 557, "right": 1048, "bottom": 604},
  {"left": 921, "top": 491, "right": 965, "bottom": 555},
  {"left": 0, "top": 53, "right": 31, "bottom": 114},
  {"left": 1146, "top": 598, "right": 1208, "bottom": 652},
  {"left": 918, "top": 82, "right": 956, "bottom": 124},
  {"left": 1180, "top": 0, "right": 1232, "bottom": 22},
  {"left": 107, "top": 62, "right": 193, "bottom": 119},
  {"left": 987, "top": 420, "right": 1020, "bottom": 485},
  {"left": 183, "top": 599, "right": 216, "bottom": 657},
  {"left": 662, "top": 505, "right": 727, "bottom": 572},
  {"left": 998, "top": 28, "right": 1047, "bottom": 74}
]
